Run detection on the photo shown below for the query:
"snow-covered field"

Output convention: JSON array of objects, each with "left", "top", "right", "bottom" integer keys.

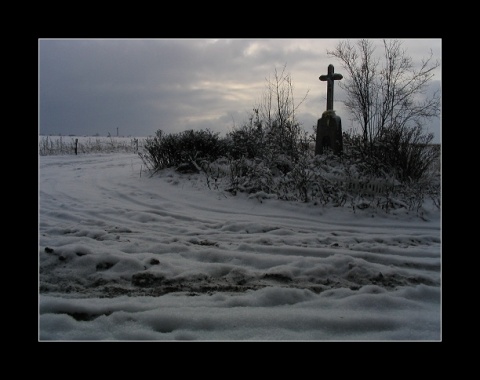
[{"left": 39, "top": 152, "right": 441, "bottom": 341}]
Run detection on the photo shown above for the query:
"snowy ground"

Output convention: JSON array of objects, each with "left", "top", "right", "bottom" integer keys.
[{"left": 38, "top": 153, "right": 441, "bottom": 341}]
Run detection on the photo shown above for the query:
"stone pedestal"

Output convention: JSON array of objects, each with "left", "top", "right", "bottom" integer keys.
[{"left": 315, "top": 110, "right": 343, "bottom": 155}]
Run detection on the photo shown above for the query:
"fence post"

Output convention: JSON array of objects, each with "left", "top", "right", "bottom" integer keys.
[{"left": 75, "top": 138, "right": 78, "bottom": 155}]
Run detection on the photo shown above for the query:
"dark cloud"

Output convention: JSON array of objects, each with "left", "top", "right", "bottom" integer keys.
[{"left": 39, "top": 38, "right": 441, "bottom": 143}]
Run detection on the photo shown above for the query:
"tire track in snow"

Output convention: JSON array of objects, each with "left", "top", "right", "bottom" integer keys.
[{"left": 39, "top": 154, "right": 441, "bottom": 298}]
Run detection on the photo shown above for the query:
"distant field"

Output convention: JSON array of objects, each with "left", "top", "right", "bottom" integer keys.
[{"left": 39, "top": 135, "right": 147, "bottom": 156}]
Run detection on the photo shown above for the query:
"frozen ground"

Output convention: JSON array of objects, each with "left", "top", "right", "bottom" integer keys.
[{"left": 39, "top": 153, "right": 441, "bottom": 341}]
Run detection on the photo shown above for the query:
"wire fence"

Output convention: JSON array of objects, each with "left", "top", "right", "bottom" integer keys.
[{"left": 39, "top": 136, "right": 146, "bottom": 156}]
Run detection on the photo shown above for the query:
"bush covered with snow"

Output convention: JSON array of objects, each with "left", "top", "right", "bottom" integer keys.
[
  {"left": 139, "top": 129, "right": 228, "bottom": 174},
  {"left": 137, "top": 126, "right": 440, "bottom": 216}
]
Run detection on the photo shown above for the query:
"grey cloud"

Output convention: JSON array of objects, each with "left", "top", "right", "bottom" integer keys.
[{"left": 39, "top": 39, "right": 441, "bottom": 142}]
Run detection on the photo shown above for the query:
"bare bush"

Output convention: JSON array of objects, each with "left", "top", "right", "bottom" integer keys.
[{"left": 328, "top": 39, "right": 440, "bottom": 181}]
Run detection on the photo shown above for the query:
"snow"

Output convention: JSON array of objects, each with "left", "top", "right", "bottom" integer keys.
[{"left": 39, "top": 152, "right": 441, "bottom": 341}]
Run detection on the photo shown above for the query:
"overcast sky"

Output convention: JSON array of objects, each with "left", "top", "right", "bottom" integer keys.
[{"left": 38, "top": 38, "right": 441, "bottom": 143}]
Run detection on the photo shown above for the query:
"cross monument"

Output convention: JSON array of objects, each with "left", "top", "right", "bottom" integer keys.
[
  {"left": 319, "top": 64, "right": 343, "bottom": 111},
  {"left": 315, "top": 64, "right": 344, "bottom": 155}
]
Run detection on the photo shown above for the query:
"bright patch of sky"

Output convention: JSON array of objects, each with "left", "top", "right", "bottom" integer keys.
[{"left": 39, "top": 38, "right": 441, "bottom": 142}]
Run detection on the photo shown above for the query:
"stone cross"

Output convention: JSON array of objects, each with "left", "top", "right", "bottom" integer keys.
[{"left": 319, "top": 64, "right": 343, "bottom": 111}]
